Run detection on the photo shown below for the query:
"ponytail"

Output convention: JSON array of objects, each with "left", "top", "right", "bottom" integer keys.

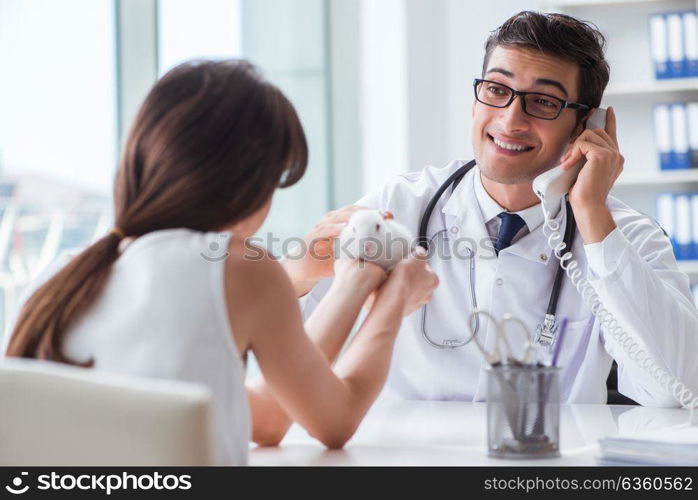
[{"left": 6, "top": 231, "right": 123, "bottom": 365}]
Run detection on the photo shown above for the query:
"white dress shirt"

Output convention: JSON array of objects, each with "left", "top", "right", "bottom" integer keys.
[{"left": 474, "top": 168, "right": 545, "bottom": 246}]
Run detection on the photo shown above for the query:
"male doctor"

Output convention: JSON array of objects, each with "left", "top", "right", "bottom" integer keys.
[{"left": 282, "top": 11, "right": 698, "bottom": 406}]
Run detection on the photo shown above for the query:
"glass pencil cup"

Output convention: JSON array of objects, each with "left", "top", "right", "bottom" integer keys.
[{"left": 485, "top": 365, "right": 561, "bottom": 459}]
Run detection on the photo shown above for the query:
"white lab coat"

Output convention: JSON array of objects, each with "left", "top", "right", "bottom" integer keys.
[{"left": 301, "top": 160, "right": 698, "bottom": 406}]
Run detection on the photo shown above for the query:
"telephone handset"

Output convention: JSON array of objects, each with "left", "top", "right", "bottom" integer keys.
[
  {"left": 532, "top": 107, "right": 698, "bottom": 417},
  {"left": 532, "top": 107, "right": 607, "bottom": 215}
]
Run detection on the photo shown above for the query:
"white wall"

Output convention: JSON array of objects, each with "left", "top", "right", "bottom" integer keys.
[{"left": 360, "top": 0, "right": 409, "bottom": 193}]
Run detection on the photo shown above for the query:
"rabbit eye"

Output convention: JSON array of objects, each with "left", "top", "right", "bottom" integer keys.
[{"left": 375, "top": 224, "right": 381, "bottom": 232}]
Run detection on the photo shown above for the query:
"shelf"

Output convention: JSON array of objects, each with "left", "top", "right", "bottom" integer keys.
[
  {"left": 615, "top": 169, "right": 698, "bottom": 186},
  {"left": 678, "top": 260, "right": 698, "bottom": 274},
  {"left": 604, "top": 78, "right": 698, "bottom": 97}
]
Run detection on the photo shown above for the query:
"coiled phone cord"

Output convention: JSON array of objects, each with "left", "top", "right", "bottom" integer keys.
[{"left": 542, "top": 206, "right": 698, "bottom": 414}]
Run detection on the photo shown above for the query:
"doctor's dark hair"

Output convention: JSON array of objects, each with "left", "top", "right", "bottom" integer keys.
[
  {"left": 483, "top": 11, "right": 610, "bottom": 120},
  {"left": 6, "top": 59, "right": 307, "bottom": 365}
]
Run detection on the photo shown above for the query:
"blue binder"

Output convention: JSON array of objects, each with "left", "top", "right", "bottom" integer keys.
[
  {"left": 684, "top": 11, "right": 698, "bottom": 77},
  {"left": 675, "top": 194, "right": 693, "bottom": 259},
  {"left": 657, "top": 193, "right": 677, "bottom": 256},
  {"left": 692, "top": 194, "right": 698, "bottom": 259},
  {"left": 651, "top": 15, "right": 670, "bottom": 79},
  {"left": 667, "top": 13, "right": 687, "bottom": 78},
  {"left": 688, "top": 102, "right": 698, "bottom": 168},
  {"left": 671, "top": 104, "right": 690, "bottom": 169},
  {"left": 655, "top": 105, "right": 673, "bottom": 170}
]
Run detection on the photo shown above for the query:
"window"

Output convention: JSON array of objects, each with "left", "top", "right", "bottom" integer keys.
[{"left": 0, "top": 0, "right": 116, "bottom": 333}]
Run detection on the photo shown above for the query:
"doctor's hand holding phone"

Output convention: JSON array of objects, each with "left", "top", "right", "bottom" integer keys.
[
  {"left": 537, "top": 106, "right": 625, "bottom": 245},
  {"left": 533, "top": 106, "right": 698, "bottom": 412}
]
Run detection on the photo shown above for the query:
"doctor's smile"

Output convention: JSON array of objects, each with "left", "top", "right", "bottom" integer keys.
[
  {"left": 2, "top": 6, "right": 698, "bottom": 471},
  {"left": 487, "top": 132, "right": 536, "bottom": 154}
]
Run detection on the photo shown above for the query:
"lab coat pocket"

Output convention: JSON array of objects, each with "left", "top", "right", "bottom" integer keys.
[{"left": 555, "top": 318, "right": 593, "bottom": 401}]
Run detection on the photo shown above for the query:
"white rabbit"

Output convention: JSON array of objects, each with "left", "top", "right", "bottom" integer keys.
[{"left": 337, "top": 210, "right": 414, "bottom": 271}]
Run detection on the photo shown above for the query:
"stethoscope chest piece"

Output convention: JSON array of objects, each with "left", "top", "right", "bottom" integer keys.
[
  {"left": 534, "top": 314, "right": 558, "bottom": 348},
  {"left": 417, "top": 159, "right": 575, "bottom": 351}
]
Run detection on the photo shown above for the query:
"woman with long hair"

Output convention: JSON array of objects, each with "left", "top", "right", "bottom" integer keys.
[{"left": 3, "top": 60, "right": 438, "bottom": 464}]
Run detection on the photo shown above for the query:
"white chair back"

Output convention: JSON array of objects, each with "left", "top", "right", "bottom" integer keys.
[{"left": 0, "top": 358, "right": 214, "bottom": 465}]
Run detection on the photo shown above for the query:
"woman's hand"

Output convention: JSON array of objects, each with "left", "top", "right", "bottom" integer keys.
[
  {"left": 333, "top": 257, "right": 388, "bottom": 296},
  {"left": 375, "top": 247, "right": 438, "bottom": 317},
  {"left": 281, "top": 205, "right": 393, "bottom": 297}
]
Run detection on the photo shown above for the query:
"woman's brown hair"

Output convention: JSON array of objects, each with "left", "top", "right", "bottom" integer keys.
[
  {"left": 483, "top": 11, "right": 610, "bottom": 121},
  {"left": 6, "top": 59, "right": 307, "bottom": 365}
]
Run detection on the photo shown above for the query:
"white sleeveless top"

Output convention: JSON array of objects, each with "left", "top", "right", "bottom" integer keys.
[{"left": 5, "top": 228, "right": 250, "bottom": 465}]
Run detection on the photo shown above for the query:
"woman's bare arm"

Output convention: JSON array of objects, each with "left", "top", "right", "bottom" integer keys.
[
  {"left": 244, "top": 258, "right": 385, "bottom": 445},
  {"left": 227, "top": 240, "right": 436, "bottom": 448}
]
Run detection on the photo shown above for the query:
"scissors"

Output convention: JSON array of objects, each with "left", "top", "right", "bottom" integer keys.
[
  {"left": 467, "top": 310, "right": 541, "bottom": 442},
  {"left": 466, "top": 310, "right": 538, "bottom": 367}
]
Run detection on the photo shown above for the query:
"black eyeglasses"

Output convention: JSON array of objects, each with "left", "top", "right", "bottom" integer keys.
[{"left": 473, "top": 78, "right": 590, "bottom": 120}]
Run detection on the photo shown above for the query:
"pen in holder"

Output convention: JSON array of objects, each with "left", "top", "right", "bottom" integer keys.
[{"left": 486, "top": 364, "right": 561, "bottom": 459}]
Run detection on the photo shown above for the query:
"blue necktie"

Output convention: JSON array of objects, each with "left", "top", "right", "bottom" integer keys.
[{"left": 495, "top": 212, "right": 526, "bottom": 255}]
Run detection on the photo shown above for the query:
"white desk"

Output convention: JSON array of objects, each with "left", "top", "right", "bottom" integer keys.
[{"left": 249, "top": 400, "right": 691, "bottom": 466}]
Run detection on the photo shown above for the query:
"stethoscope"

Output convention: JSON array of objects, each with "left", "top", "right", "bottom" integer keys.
[{"left": 416, "top": 159, "right": 577, "bottom": 350}]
